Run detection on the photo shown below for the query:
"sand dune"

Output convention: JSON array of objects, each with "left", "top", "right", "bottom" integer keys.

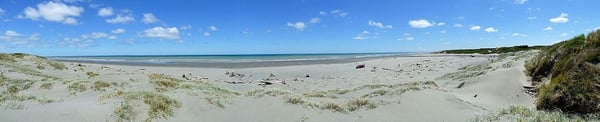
[{"left": 0, "top": 52, "right": 536, "bottom": 121}]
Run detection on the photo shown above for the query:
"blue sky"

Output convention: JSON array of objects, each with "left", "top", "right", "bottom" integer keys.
[{"left": 0, "top": 0, "right": 598, "bottom": 56}]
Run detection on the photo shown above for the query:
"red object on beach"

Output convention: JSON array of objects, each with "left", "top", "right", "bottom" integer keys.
[{"left": 356, "top": 64, "right": 365, "bottom": 69}]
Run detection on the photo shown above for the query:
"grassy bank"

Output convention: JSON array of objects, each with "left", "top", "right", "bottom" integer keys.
[{"left": 440, "top": 45, "right": 548, "bottom": 54}]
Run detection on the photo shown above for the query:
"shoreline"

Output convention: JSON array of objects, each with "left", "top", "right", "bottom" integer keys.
[{"left": 55, "top": 54, "right": 493, "bottom": 68}]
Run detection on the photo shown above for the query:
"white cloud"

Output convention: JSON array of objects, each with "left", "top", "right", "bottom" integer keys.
[
  {"left": 98, "top": 7, "right": 113, "bottom": 16},
  {"left": 209, "top": 26, "right": 217, "bottom": 31},
  {"left": 544, "top": 26, "right": 553, "bottom": 31},
  {"left": 106, "top": 14, "right": 135, "bottom": 24},
  {"left": 408, "top": 19, "right": 433, "bottom": 28},
  {"left": 0, "top": 8, "right": 5, "bottom": 16},
  {"left": 143, "top": 26, "right": 181, "bottom": 40},
  {"left": 60, "top": 37, "right": 93, "bottom": 48},
  {"left": 108, "top": 36, "right": 117, "bottom": 39},
  {"left": 560, "top": 33, "right": 568, "bottom": 36},
  {"left": 111, "top": 28, "right": 126, "bottom": 34},
  {"left": 437, "top": 22, "right": 446, "bottom": 26},
  {"left": 512, "top": 33, "right": 527, "bottom": 37},
  {"left": 470, "top": 26, "right": 481, "bottom": 31},
  {"left": 527, "top": 16, "right": 537, "bottom": 20},
  {"left": 353, "top": 30, "right": 373, "bottom": 40},
  {"left": 368, "top": 20, "right": 392, "bottom": 29},
  {"left": 203, "top": 32, "right": 211, "bottom": 36},
  {"left": 484, "top": 27, "right": 498, "bottom": 32},
  {"left": 310, "top": 17, "right": 321, "bottom": 24},
  {"left": 287, "top": 22, "right": 306, "bottom": 31},
  {"left": 89, "top": 32, "right": 109, "bottom": 38},
  {"left": 514, "top": 0, "right": 528, "bottom": 4},
  {"left": 319, "top": 11, "right": 327, "bottom": 16},
  {"left": 329, "top": 9, "right": 349, "bottom": 17},
  {"left": 21, "top": 1, "right": 84, "bottom": 25},
  {"left": 4, "top": 30, "right": 21, "bottom": 37},
  {"left": 453, "top": 24, "right": 463, "bottom": 28},
  {"left": 405, "top": 37, "right": 414, "bottom": 41},
  {"left": 440, "top": 31, "right": 446, "bottom": 34},
  {"left": 180, "top": 25, "right": 192, "bottom": 30},
  {"left": 0, "top": 30, "right": 40, "bottom": 46},
  {"left": 549, "top": 13, "right": 569, "bottom": 23},
  {"left": 142, "top": 13, "right": 159, "bottom": 24}
]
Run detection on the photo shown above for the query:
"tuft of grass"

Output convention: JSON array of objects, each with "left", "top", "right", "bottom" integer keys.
[
  {"left": 86, "top": 72, "right": 99, "bottom": 78},
  {"left": 40, "top": 82, "right": 53, "bottom": 90},
  {"left": 246, "top": 89, "right": 290, "bottom": 97},
  {"left": 124, "top": 91, "right": 181, "bottom": 122},
  {"left": 91, "top": 80, "right": 112, "bottom": 91},
  {"left": 347, "top": 99, "right": 377, "bottom": 111},
  {"left": 113, "top": 101, "right": 135, "bottom": 122},
  {"left": 68, "top": 81, "right": 88, "bottom": 93},
  {"left": 302, "top": 91, "right": 337, "bottom": 98},
  {"left": 362, "top": 90, "right": 389, "bottom": 98},
  {"left": 148, "top": 74, "right": 182, "bottom": 92},
  {"left": 103, "top": 90, "right": 181, "bottom": 121},
  {"left": 0, "top": 94, "right": 55, "bottom": 109},
  {"left": 321, "top": 102, "right": 346, "bottom": 113},
  {"left": 286, "top": 96, "right": 307, "bottom": 105}
]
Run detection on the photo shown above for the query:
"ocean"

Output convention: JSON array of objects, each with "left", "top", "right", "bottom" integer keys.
[{"left": 50, "top": 52, "right": 416, "bottom": 68}]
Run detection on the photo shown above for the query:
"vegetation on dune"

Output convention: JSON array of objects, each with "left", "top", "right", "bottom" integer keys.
[
  {"left": 148, "top": 73, "right": 182, "bottom": 92},
  {"left": 91, "top": 80, "right": 112, "bottom": 91},
  {"left": 525, "top": 30, "right": 600, "bottom": 114},
  {"left": 246, "top": 89, "right": 291, "bottom": 97},
  {"left": 472, "top": 106, "right": 600, "bottom": 122},
  {"left": 40, "top": 82, "right": 53, "bottom": 90},
  {"left": 68, "top": 81, "right": 88, "bottom": 93},
  {"left": 147, "top": 73, "right": 239, "bottom": 108},
  {"left": 0, "top": 53, "right": 66, "bottom": 70},
  {"left": 440, "top": 45, "right": 548, "bottom": 54},
  {"left": 86, "top": 71, "right": 99, "bottom": 78},
  {"left": 102, "top": 90, "right": 181, "bottom": 122}
]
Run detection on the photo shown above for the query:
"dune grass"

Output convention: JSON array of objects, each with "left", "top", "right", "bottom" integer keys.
[
  {"left": 86, "top": 72, "right": 99, "bottom": 78},
  {"left": 40, "top": 82, "right": 53, "bottom": 90},
  {"left": 0, "top": 93, "right": 55, "bottom": 109},
  {"left": 347, "top": 99, "right": 377, "bottom": 111},
  {"left": 113, "top": 101, "right": 135, "bottom": 122},
  {"left": 440, "top": 45, "right": 547, "bottom": 54},
  {"left": 472, "top": 106, "right": 600, "bottom": 122},
  {"left": 102, "top": 90, "right": 181, "bottom": 122},
  {"left": 91, "top": 80, "right": 112, "bottom": 91},
  {"left": 148, "top": 74, "right": 182, "bottom": 92},
  {"left": 147, "top": 73, "right": 239, "bottom": 108},
  {"left": 68, "top": 81, "right": 88, "bottom": 93},
  {"left": 525, "top": 30, "right": 600, "bottom": 114},
  {"left": 286, "top": 96, "right": 307, "bottom": 105},
  {"left": 246, "top": 89, "right": 291, "bottom": 97}
]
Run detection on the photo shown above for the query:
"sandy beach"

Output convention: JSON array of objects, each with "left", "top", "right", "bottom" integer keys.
[{"left": 0, "top": 52, "right": 537, "bottom": 122}]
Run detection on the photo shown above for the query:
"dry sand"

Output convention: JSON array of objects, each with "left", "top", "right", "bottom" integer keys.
[{"left": 0, "top": 52, "right": 537, "bottom": 122}]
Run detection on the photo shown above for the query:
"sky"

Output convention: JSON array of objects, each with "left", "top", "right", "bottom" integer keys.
[{"left": 0, "top": 0, "right": 599, "bottom": 56}]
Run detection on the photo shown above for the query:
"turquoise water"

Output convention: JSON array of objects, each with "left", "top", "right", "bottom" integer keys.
[{"left": 50, "top": 52, "right": 414, "bottom": 64}]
